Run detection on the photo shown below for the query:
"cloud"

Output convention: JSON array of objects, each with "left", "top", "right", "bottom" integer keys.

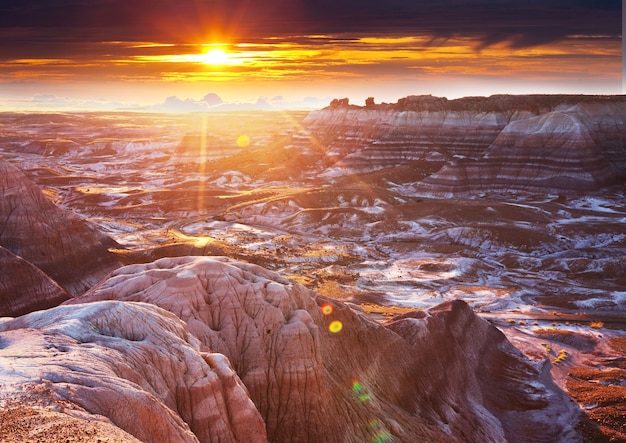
[
  {"left": 201, "top": 93, "right": 223, "bottom": 106},
  {"left": 0, "top": 0, "right": 620, "bottom": 51},
  {"left": 298, "top": 1, "right": 620, "bottom": 50},
  {"left": 148, "top": 96, "right": 210, "bottom": 113},
  {"left": 0, "top": 0, "right": 618, "bottom": 100},
  {"left": 144, "top": 93, "right": 330, "bottom": 113}
]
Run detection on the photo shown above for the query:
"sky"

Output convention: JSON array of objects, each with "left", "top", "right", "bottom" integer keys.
[{"left": 0, "top": 0, "right": 622, "bottom": 111}]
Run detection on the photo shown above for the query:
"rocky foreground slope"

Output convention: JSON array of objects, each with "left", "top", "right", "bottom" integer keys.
[{"left": 2, "top": 256, "right": 582, "bottom": 443}]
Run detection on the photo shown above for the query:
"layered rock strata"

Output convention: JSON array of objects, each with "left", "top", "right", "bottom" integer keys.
[
  {"left": 303, "top": 107, "right": 506, "bottom": 174},
  {"left": 63, "top": 256, "right": 583, "bottom": 442},
  {"left": 0, "top": 158, "right": 120, "bottom": 305},
  {"left": 416, "top": 105, "right": 626, "bottom": 195},
  {"left": 301, "top": 96, "right": 626, "bottom": 195}
]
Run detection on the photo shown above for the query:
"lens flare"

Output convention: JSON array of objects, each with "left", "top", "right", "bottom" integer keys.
[
  {"left": 352, "top": 379, "right": 370, "bottom": 402},
  {"left": 321, "top": 303, "right": 333, "bottom": 315},
  {"left": 368, "top": 420, "right": 394, "bottom": 443},
  {"left": 237, "top": 134, "right": 250, "bottom": 148},
  {"left": 329, "top": 320, "right": 343, "bottom": 333}
]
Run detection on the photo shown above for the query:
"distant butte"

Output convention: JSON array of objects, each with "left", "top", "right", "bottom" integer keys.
[{"left": 305, "top": 94, "right": 626, "bottom": 195}]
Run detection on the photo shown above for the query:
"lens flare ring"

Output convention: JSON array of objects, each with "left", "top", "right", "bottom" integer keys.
[
  {"left": 328, "top": 320, "right": 343, "bottom": 333},
  {"left": 321, "top": 303, "right": 333, "bottom": 315}
]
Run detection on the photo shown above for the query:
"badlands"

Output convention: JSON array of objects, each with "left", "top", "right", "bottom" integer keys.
[{"left": 0, "top": 95, "right": 625, "bottom": 442}]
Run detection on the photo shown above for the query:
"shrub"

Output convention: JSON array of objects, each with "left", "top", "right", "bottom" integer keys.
[{"left": 552, "top": 349, "right": 568, "bottom": 365}]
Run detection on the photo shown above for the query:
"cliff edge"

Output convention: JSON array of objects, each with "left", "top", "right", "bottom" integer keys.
[{"left": 301, "top": 95, "right": 626, "bottom": 195}]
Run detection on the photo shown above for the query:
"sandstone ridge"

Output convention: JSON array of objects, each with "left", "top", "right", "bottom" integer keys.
[{"left": 302, "top": 95, "right": 626, "bottom": 195}]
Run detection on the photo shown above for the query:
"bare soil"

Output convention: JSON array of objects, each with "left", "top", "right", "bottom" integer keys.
[{"left": 0, "top": 406, "right": 141, "bottom": 442}]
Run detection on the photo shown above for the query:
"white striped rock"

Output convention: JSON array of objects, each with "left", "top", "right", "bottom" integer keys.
[{"left": 0, "top": 300, "right": 267, "bottom": 443}]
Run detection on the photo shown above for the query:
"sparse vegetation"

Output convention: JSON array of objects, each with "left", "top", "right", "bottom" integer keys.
[
  {"left": 567, "top": 366, "right": 626, "bottom": 441},
  {"left": 536, "top": 328, "right": 559, "bottom": 333},
  {"left": 541, "top": 343, "right": 552, "bottom": 353},
  {"left": 534, "top": 328, "right": 597, "bottom": 352},
  {"left": 552, "top": 349, "right": 568, "bottom": 365},
  {"left": 589, "top": 321, "right": 604, "bottom": 329}
]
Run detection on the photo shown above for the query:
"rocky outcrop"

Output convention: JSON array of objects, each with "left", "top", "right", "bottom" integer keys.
[
  {"left": 0, "top": 246, "right": 70, "bottom": 317},
  {"left": 0, "top": 300, "right": 267, "bottom": 443},
  {"left": 66, "top": 256, "right": 583, "bottom": 442},
  {"left": 385, "top": 304, "right": 580, "bottom": 442},
  {"left": 416, "top": 105, "right": 626, "bottom": 195},
  {"left": 301, "top": 95, "right": 626, "bottom": 195},
  {"left": 0, "top": 158, "right": 121, "bottom": 301},
  {"left": 303, "top": 107, "right": 506, "bottom": 175}
]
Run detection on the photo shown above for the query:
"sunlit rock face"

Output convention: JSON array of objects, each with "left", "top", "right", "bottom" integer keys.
[
  {"left": 0, "top": 246, "right": 70, "bottom": 316},
  {"left": 0, "top": 300, "right": 267, "bottom": 443},
  {"left": 303, "top": 107, "right": 505, "bottom": 175},
  {"left": 69, "top": 256, "right": 582, "bottom": 442},
  {"left": 302, "top": 97, "right": 626, "bottom": 195},
  {"left": 0, "top": 158, "right": 120, "bottom": 300},
  {"left": 417, "top": 104, "right": 626, "bottom": 196}
]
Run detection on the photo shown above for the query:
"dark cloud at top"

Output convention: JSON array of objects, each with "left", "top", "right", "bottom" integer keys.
[
  {"left": 0, "top": 0, "right": 620, "bottom": 51},
  {"left": 297, "top": 0, "right": 621, "bottom": 48}
]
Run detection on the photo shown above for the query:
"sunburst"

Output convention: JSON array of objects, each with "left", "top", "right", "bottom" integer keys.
[{"left": 202, "top": 48, "right": 229, "bottom": 65}]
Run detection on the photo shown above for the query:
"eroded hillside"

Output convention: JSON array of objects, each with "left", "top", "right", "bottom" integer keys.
[{"left": 0, "top": 96, "right": 624, "bottom": 441}]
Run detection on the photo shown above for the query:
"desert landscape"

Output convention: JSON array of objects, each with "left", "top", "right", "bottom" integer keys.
[{"left": 1, "top": 94, "right": 625, "bottom": 442}]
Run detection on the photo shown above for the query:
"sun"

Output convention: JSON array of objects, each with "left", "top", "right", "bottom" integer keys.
[{"left": 202, "top": 48, "right": 229, "bottom": 65}]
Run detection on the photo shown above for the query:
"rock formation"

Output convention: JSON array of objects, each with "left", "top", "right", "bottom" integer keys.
[
  {"left": 416, "top": 105, "right": 626, "bottom": 195},
  {"left": 0, "top": 158, "right": 120, "bottom": 305},
  {"left": 0, "top": 246, "right": 70, "bottom": 316},
  {"left": 64, "top": 256, "right": 583, "bottom": 442},
  {"left": 1, "top": 97, "right": 621, "bottom": 441},
  {"left": 0, "top": 300, "right": 267, "bottom": 443},
  {"left": 301, "top": 95, "right": 626, "bottom": 195}
]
